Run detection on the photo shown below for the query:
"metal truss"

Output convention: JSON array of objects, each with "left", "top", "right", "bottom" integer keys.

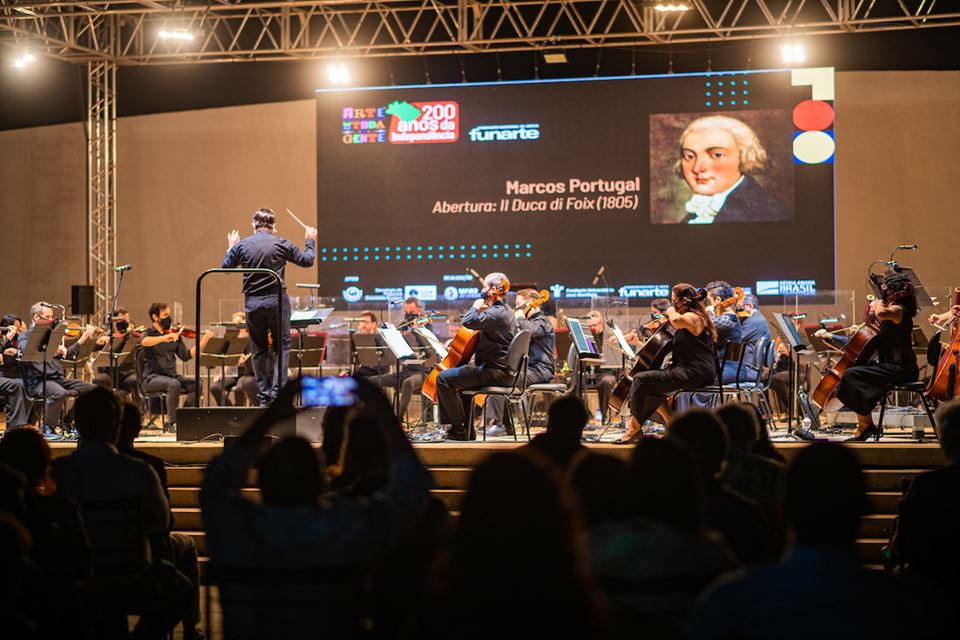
[
  {"left": 1, "top": 1, "right": 959, "bottom": 65},
  {"left": 86, "top": 56, "right": 119, "bottom": 323}
]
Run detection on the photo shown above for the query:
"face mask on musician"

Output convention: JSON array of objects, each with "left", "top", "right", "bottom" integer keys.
[
  {"left": 116, "top": 320, "right": 129, "bottom": 332},
  {"left": 159, "top": 316, "right": 173, "bottom": 330}
]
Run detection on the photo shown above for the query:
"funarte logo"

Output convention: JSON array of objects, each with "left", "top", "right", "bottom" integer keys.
[{"left": 468, "top": 123, "right": 541, "bottom": 142}]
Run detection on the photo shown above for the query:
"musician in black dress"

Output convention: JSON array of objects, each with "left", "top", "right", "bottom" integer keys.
[
  {"left": 616, "top": 284, "right": 718, "bottom": 444},
  {"left": 436, "top": 272, "right": 516, "bottom": 441},
  {"left": 835, "top": 273, "right": 919, "bottom": 441}
]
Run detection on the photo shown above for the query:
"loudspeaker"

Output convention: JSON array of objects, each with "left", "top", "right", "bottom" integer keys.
[
  {"left": 176, "top": 406, "right": 326, "bottom": 442},
  {"left": 71, "top": 285, "right": 95, "bottom": 315}
]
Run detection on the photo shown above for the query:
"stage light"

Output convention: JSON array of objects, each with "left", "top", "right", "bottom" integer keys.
[
  {"left": 12, "top": 52, "right": 36, "bottom": 70},
  {"left": 326, "top": 63, "right": 351, "bottom": 84},
  {"left": 158, "top": 28, "right": 197, "bottom": 42},
  {"left": 780, "top": 42, "right": 806, "bottom": 64},
  {"left": 653, "top": 3, "right": 690, "bottom": 11},
  {"left": 543, "top": 51, "right": 568, "bottom": 64}
]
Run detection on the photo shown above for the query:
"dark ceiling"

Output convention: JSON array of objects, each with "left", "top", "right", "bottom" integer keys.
[{"left": 1, "top": 27, "right": 958, "bottom": 131}]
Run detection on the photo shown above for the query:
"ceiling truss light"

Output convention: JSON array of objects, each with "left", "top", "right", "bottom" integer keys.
[
  {"left": 780, "top": 42, "right": 806, "bottom": 64},
  {"left": 158, "top": 28, "right": 198, "bottom": 42},
  {"left": 543, "top": 51, "right": 568, "bottom": 64},
  {"left": 326, "top": 62, "right": 351, "bottom": 84},
  {"left": 653, "top": 3, "right": 690, "bottom": 11},
  {"left": 12, "top": 51, "right": 37, "bottom": 69}
]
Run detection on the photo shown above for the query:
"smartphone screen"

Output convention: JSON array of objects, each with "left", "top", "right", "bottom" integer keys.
[{"left": 301, "top": 376, "right": 358, "bottom": 407}]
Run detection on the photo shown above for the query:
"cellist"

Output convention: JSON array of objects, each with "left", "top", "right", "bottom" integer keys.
[
  {"left": 436, "top": 272, "right": 516, "bottom": 441},
  {"left": 836, "top": 272, "right": 919, "bottom": 442}
]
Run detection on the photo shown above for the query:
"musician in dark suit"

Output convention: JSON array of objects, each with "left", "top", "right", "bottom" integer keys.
[
  {"left": 486, "top": 289, "right": 555, "bottom": 437},
  {"left": 18, "top": 302, "right": 98, "bottom": 438},
  {"left": 436, "top": 273, "right": 517, "bottom": 441},
  {"left": 222, "top": 208, "right": 316, "bottom": 404},
  {"left": 678, "top": 115, "right": 791, "bottom": 224}
]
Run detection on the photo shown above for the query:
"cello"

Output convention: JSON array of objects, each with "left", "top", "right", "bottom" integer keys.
[
  {"left": 926, "top": 287, "right": 960, "bottom": 401},
  {"left": 421, "top": 277, "right": 510, "bottom": 402},
  {"left": 811, "top": 295, "right": 883, "bottom": 412}
]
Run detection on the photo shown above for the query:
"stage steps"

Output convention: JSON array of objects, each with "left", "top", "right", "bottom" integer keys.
[{"left": 50, "top": 442, "right": 946, "bottom": 567}]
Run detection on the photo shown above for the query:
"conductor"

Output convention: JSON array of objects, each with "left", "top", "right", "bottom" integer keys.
[{"left": 222, "top": 208, "right": 317, "bottom": 405}]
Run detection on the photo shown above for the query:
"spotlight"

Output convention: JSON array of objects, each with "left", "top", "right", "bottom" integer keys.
[
  {"left": 653, "top": 3, "right": 690, "bottom": 11},
  {"left": 326, "top": 63, "right": 351, "bottom": 84},
  {"left": 158, "top": 28, "right": 198, "bottom": 42},
  {"left": 780, "top": 42, "right": 806, "bottom": 64},
  {"left": 543, "top": 51, "right": 568, "bottom": 64},
  {"left": 12, "top": 52, "right": 36, "bottom": 70}
]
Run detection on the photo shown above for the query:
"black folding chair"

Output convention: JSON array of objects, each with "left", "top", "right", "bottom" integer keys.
[{"left": 462, "top": 330, "right": 532, "bottom": 441}]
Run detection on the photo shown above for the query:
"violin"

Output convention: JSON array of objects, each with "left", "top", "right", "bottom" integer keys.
[
  {"left": 422, "top": 277, "right": 510, "bottom": 403},
  {"left": 713, "top": 287, "right": 745, "bottom": 315},
  {"left": 395, "top": 313, "right": 444, "bottom": 331},
  {"left": 642, "top": 314, "right": 668, "bottom": 333},
  {"left": 62, "top": 322, "right": 105, "bottom": 338},
  {"left": 516, "top": 290, "right": 550, "bottom": 317},
  {"left": 164, "top": 325, "right": 198, "bottom": 339}
]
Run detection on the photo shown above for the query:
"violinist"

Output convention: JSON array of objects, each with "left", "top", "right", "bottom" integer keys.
[
  {"left": 211, "top": 312, "right": 260, "bottom": 407},
  {"left": 436, "top": 272, "right": 517, "bottom": 441},
  {"left": 835, "top": 273, "right": 919, "bottom": 441},
  {"left": 737, "top": 294, "right": 772, "bottom": 380},
  {"left": 615, "top": 284, "right": 718, "bottom": 444},
  {"left": 352, "top": 311, "right": 389, "bottom": 381},
  {"left": 706, "top": 281, "right": 743, "bottom": 382},
  {"left": 401, "top": 296, "right": 434, "bottom": 333},
  {"left": 18, "top": 302, "right": 98, "bottom": 439},
  {"left": 141, "top": 302, "right": 213, "bottom": 430},
  {"left": 92, "top": 307, "right": 141, "bottom": 395},
  {"left": 0, "top": 316, "right": 30, "bottom": 432},
  {"left": 486, "top": 289, "right": 555, "bottom": 437}
]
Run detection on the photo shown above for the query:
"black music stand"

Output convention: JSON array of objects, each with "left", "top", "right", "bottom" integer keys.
[
  {"left": 352, "top": 333, "right": 385, "bottom": 377},
  {"left": 291, "top": 333, "right": 326, "bottom": 378},
  {"left": 566, "top": 318, "right": 605, "bottom": 406},
  {"left": 378, "top": 327, "right": 420, "bottom": 417},
  {"left": 200, "top": 328, "right": 247, "bottom": 405},
  {"left": 772, "top": 313, "right": 815, "bottom": 434},
  {"left": 63, "top": 338, "right": 99, "bottom": 381},
  {"left": 20, "top": 321, "right": 67, "bottom": 426}
]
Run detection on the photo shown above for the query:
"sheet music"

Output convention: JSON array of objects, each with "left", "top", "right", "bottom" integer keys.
[
  {"left": 378, "top": 327, "right": 415, "bottom": 360},
  {"left": 415, "top": 327, "right": 449, "bottom": 359},
  {"left": 612, "top": 326, "right": 636, "bottom": 359}
]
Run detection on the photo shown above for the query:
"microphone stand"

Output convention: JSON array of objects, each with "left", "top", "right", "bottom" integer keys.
[{"left": 105, "top": 269, "right": 126, "bottom": 388}]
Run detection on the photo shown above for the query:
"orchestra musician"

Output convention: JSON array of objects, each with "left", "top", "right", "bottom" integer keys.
[
  {"left": 0, "top": 317, "right": 30, "bottom": 431},
  {"left": 368, "top": 297, "right": 434, "bottom": 425},
  {"left": 705, "top": 280, "right": 743, "bottom": 383},
  {"left": 615, "top": 284, "right": 718, "bottom": 444},
  {"left": 929, "top": 304, "right": 960, "bottom": 327},
  {"left": 737, "top": 294, "right": 772, "bottom": 380},
  {"left": 92, "top": 307, "right": 140, "bottom": 396},
  {"left": 140, "top": 302, "right": 214, "bottom": 429},
  {"left": 835, "top": 273, "right": 920, "bottom": 442},
  {"left": 352, "top": 310, "right": 388, "bottom": 381},
  {"left": 437, "top": 272, "right": 517, "bottom": 441},
  {"left": 222, "top": 208, "right": 316, "bottom": 405},
  {"left": 210, "top": 312, "right": 259, "bottom": 406},
  {"left": 17, "top": 302, "right": 98, "bottom": 439},
  {"left": 570, "top": 310, "right": 617, "bottom": 424},
  {"left": 486, "top": 288, "right": 555, "bottom": 437}
]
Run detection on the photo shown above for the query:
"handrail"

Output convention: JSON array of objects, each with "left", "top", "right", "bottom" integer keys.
[{"left": 195, "top": 268, "right": 284, "bottom": 407}]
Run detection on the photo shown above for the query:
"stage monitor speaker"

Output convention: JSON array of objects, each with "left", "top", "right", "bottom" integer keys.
[
  {"left": 71, "top": 285, "right": 95, "bottom": 315},
  {"left": 176, "top": 407, "right": 325, "bottom": 443}
]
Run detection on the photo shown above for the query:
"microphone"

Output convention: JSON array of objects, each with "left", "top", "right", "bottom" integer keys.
[
  {"left": 114, "top": 264, "right": 132, "bottom": 272},
  {"left": 592, "top": 265, "right": 605, "bottom": 286},
  {"left": 896, "top": 245, "right": 918, "bottom": 250}
]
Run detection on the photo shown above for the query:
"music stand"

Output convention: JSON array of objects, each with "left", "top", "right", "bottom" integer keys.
[
  {"left": 200, "top": 328, "right": 246, "bottom": 405},
  {"left": 63, "top": 337, "right": 99, "bottom": 380},
  {"left": 20, "top": 321, "right": 67, "bottom": 426},
  {"left": 291, "top": 333, "right": 325, "bottom": 377},
  {"left": 379, "top": 327, "right": 421, "bottom": 417},
  {"left": 566, "top": 318, "right": 604, "bottom": 406},
  {"left": 772, "top": 313, "right": 814, "bottom": 432}
]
